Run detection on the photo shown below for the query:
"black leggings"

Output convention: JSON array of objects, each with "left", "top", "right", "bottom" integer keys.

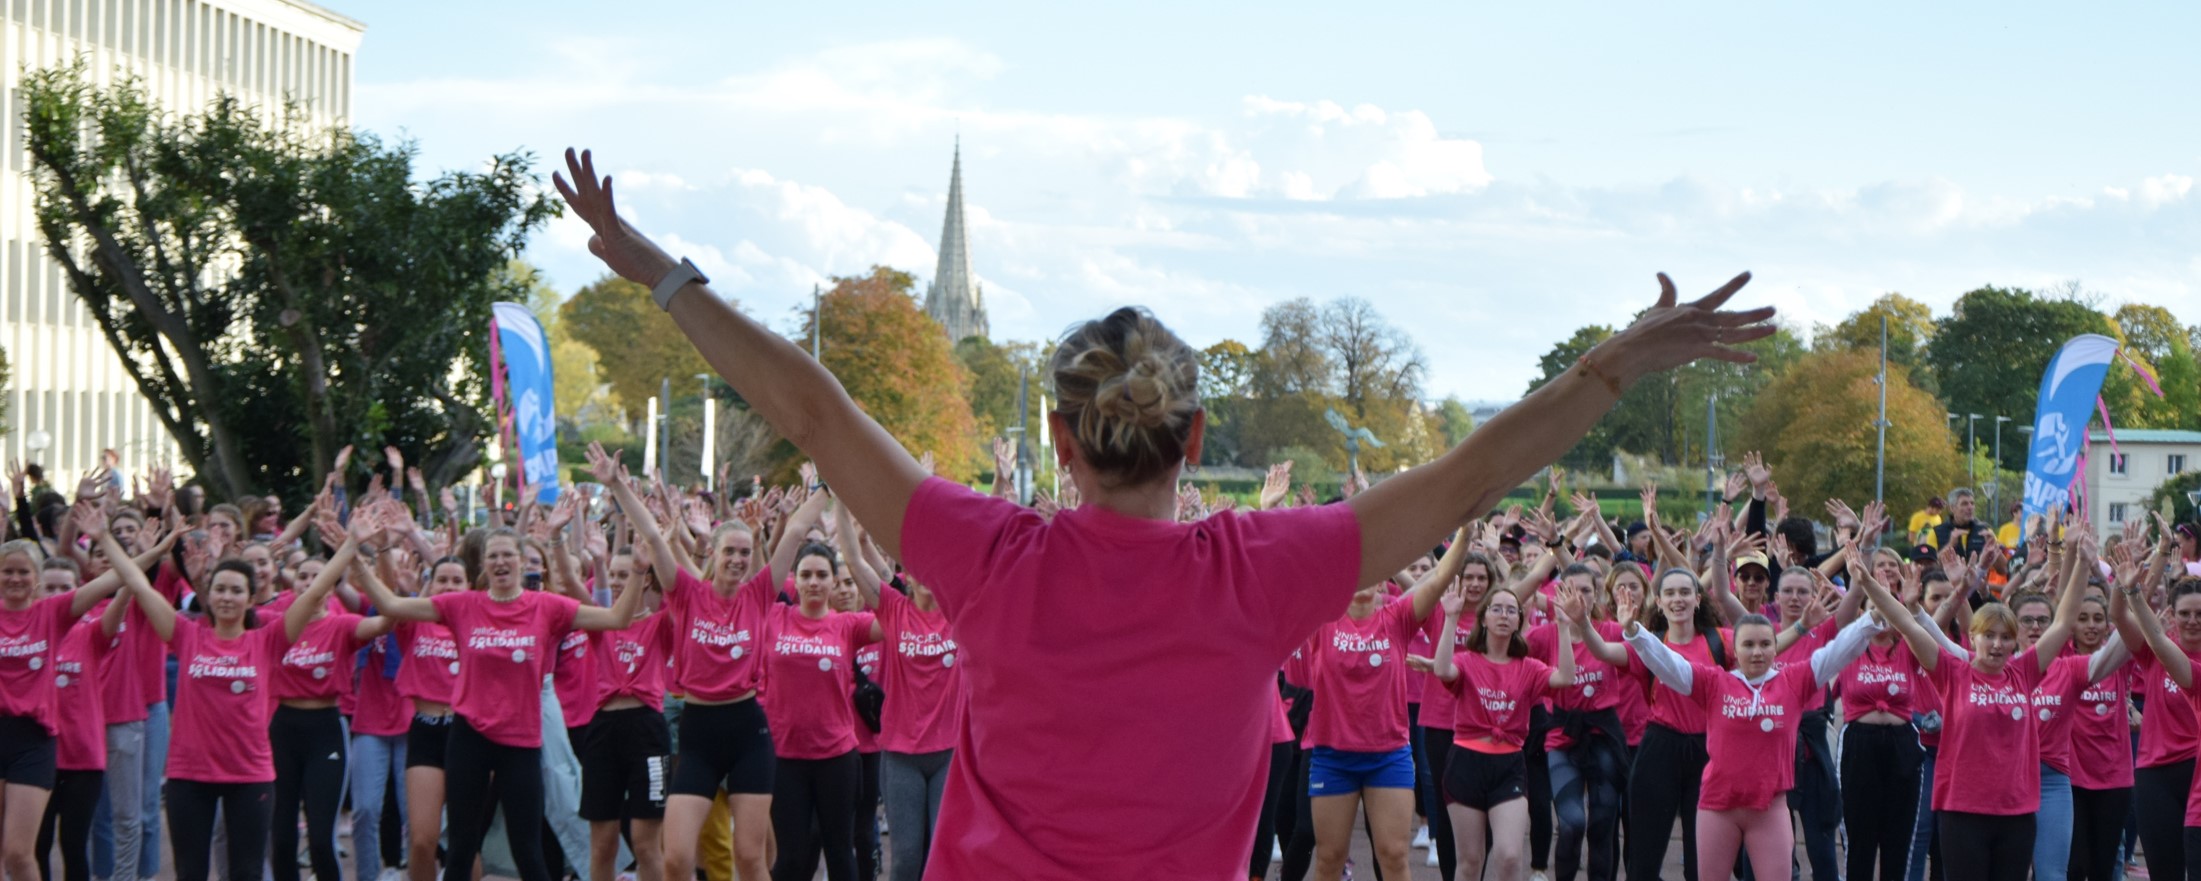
[
  {"left": 35, "top": 768, "right": 103, "bottom": 881},
  {"left": 166, "top": 779, "right": 273, "bottom": 881},
  {"left": 268, "top": 706, "right": 346, "bottom": 881},
  {"left": 1251, "top": 740, "right": 1294, "bottom": 878},
  {"left": 2068, "top": 786, "right": 2131, "bottom": 881},
  {"left": 1422, "top": 725, "right": 1458, "bottom": 881},
  {"left": 1841, "top": 721, "right": 1922, "bottom": 880},
  {"left": 771, "top": 750, "right": 860, "bottom": 881},
  {"left": 854, "top": 751, "right": 881, "bottom": 881},
  {"left": 2137, "top": 761, "right": 2192, "bottom": 881},
  {"left": 1626, "top": 724, "right": 1706, "bottom": 881},
  {"left": 1526, "top": 707, "right": 1552, "bottom": 873},
  {"left": 445, "top": 715, "right": 553, "bottom": 881},
  {"left": 1549, "top": 736, "right": 1625, "bottom": 881},
  {"left": 1940, "top": 811, "right": 2035, "bottom": 881}
]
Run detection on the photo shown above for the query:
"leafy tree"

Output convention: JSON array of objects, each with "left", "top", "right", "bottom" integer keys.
[
  {"left": 561, "top": 274, "right": 713, "bottom": 424},
  {"left": 21, "top": 62, "right": 552, "bottom": 501},
  {"left": 1929, "top": 286, "right": 2115, "bottom": 473},
  {"left": 1436, "top": 396, "right": 1475, "bottom": 446},
  {"left": 1526, "top": 326, "right": 1617, "bottom": 468},
  {"left": 2144, "top": 470, "right": 2201, "bottom": 528},
  {"left": 1237, "top": 297, "right": 1435, "bottom": 472},
  {"left": 1819, "top": 293, "right": 1938, "bottom": 391},
  {"left": 1738, "top": 349, "right": 1963, "bottom": 520},
  {"left": 2109, "top": 304, "right": 2201, "bottom": 431},
  {"left": 1197, "top": 339, "right": 1257, "bottom": 468},
  {"left": 955, "top": 337, "right": 1046, "bottom": 443},
  {"left": 795, "top": 266, "right": 978, "bottom": 483},
  {"left": 1526, "top": 322, "right": 1801, "bottom": 470}
]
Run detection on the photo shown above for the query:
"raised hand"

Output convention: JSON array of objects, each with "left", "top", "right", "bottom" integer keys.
[
  {"left": 993, "top": 438, "right": 1016, "bottom": 483},
  {"left": 1615, "top": 581, "right": 1643, "bottom": 627},
  {"left": 384, "top": 445, "right": 404, "bottom": 477},
  {"left": 147, "top": 467, "right": 174, "bottom": 510},
  {"left": 1639, "top": 481, "right": 1660, "bottom": 523},
  {"left": 407, "top": 466, "right": 427, "bottom": 495},
  {"left": 917, "top": 452, "right": 936, "bottom": 477},
  {"left": 1604, "top": 272, "right": 1775, "bottom": 378},
  {"left": 800, "top": 461, "right": 820, "bottom": 489},
  {"left": 552, "top": 148, "right": 680, "bottom": 288},
  {"left": 1294, "top": 485, "right": 1316, "bottom": 508},
  {"left": 75, "top": 500, "right": 109, "bottom": 539},
  {"left": 1259, "top": 461, "right": 1294, "bottom": 511},
  {"left": 1554, "top": 587, "right": 1588, "bottom": 627},
  {"left": 77, "top": 468, "right": 112, "bottom": 503},
  {"left": 1741, "top": 451, "right": 1772, "bottom": 494},
  {"left": 584, "top": 441, "right": 624, "bottom": 487},
  {"left": 1439, "top": 581, "right": 1468, "bottom": 619},
  {"left": 333, "top": 444, "right": 354, "bottom": 476},
  {"left": 1723, "top": 469, "right": 1749, "bottom": 502}
]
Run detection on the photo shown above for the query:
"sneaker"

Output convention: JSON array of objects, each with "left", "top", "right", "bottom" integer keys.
[
  {"left": 1413, "top": 824, "right": 1432, "bottom": 849},
  {"left": 1271, "top": 842, "right": 1283, "bottom": 862},
  {"left": 1426, "top": 847, "right": 1440, "bottom": 867},
  {"left": 1531, "top": 872, "right": 1549, "bottom": 881},
  {"left": 378, "top": 869, "right": 404, "bottom": 881},
  {"left": 1340, "top": 863, "right": 1353, "bottom": 881}
]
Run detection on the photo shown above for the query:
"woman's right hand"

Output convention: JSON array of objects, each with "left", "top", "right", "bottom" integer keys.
[{"left": 1599, "top": 272, "right": 1775, "bottom": 382}]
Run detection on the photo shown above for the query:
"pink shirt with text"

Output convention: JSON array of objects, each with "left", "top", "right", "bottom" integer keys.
[
  {"left": 2133, "top": 647, "right": 2200, "bottom": 768},
  {"left": 51, "top": 613, "right": 112, "bottom": 770},
  {"left": 1837, "top": 640, "right": 1921, "bottom": 723},
  {"left": 96, "top": 602, "right": 144, "bottom": 725},
  {"left": 899, "top": 478, "right": 1361, "bottom": 881},
  {"left": 2066, "top": 663, "right": 2133, "bottom": 790},
  {"left": 552, "top": 627, "right": 600, "bottom": 731},
  {"left": 270, "top": 613, "right": 364, "bottom": 701},
  {"left": 1528, "top": 621, "right": 1624, "bottom": 751},
  {"left": 1929, "top": 647, "right": 2045, "bottom": 815},
  {"left": 2033, "top": 653, "right": 2093, "bottom": 775},
  {"left": 1445, "top": 651, "right": 1554, "bottom": 749},
  {"left": 853, "top": 641, "right": 882, "bottom": 753},
  {"left": 1304, "top": 599, "right": 1422, "bottom": 752},
  {"left": 168, "top": 617, "right": 290, "bottom": 783},
  {"left": 596, "top": 612, "right": 673, "bottom": 713},
  {"left": 350, "top": 636, "right": 413, "bottom": 738},
  {"left": 1625, "top": 629, "right": 1734, "bottom": 735},
  {"left": 1417, "top": 612, "right": 1475, "bottom": 735},
  {"left": 430, "top": 590, "right": 579, "bottom": 748},
  {"left": 875, "top": 589, "right": 963, "bottom": 755},
  {"left": 394, "top": 621, "right": 460, "bottom": 706},
  {"left": 665, "top": 568, "right": 774, "bottom": 702},
  {"left": 0, "top": 595, "right": 75, "bottom": 733},
  {"left": 759, "top": 606, "right": 876, "bottom": 760},
  {"left": 1685, "top": 661, "right": 1819, "bottom": 811}
]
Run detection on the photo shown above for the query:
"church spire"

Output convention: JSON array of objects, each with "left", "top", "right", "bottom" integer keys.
[{"left": 924, "top": 139, "right": 988, "bottom": 343}]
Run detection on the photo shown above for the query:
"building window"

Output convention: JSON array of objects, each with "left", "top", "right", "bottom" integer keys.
[
  {"left": 2174, "top": 454, "right": 2189, "bottom": 475},
  {"left": 2109, "top": 453, "right": 2127, "bottom": 475},
  {"left": 2110, "top": 503, "right": 2128, "bottom": 524}
]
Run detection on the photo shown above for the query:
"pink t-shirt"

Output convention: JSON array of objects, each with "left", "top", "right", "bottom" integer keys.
[
  {"left": 52, "top": 612, "right": 112, "bottom": 770},
  {"left": 1930, "top": 647, "right": 2045, "bottom": 815},
  {"left": 596, "top": 612, "right": 673, "bottom": 713},
  {"left": 1625, "top": 628, "right": 1734, "bottom": 735},
  {"left": 875, "top": 589, "right": 963, "bottom": 755},
  {"left": 94, "top": 600, "right": 144, "bottom": 725},
  {"left": 1304, "top": 599, "right": 1422, "bottom": 752},
  {"left": 1445, "top": 651, "right": 1554, "bottom": 749},
  {"left": 1269, "top": 693, "right": 1294, "bottom": 744},
  {"left": 350, "top": 636, "right": 413, "bottom": 738},
  {"left": 2067, "top": 663, "right": 2133, "bottom": 790},
  {"left": 394, "top": 621, "right": 461, "bottom": 706},
  {"left": 1837, "top": 640, "right": 1922, "bottom": 723},
  {"left": 1528, "top": 621, "right": 1624, "bottom": 751},
  {"left": 552, "top": 628, "right": 599, "bottom": 731},
  {"left": 2134, "top": 647, "right": 2200, "bottom": 768},
  {"left": 665, "top": 568, "right": 774, "bottom": 702},
  {"left": 0, "top": 594, "right": 76, "bottom": 733},
  {"left": 1685, "top": 661, "right": 1820, "bottom": 811},
  {"left": 1615, "top": 663, "right": 1650, "bottom": 745},
  {"left": 1404, "top": 624, "right": 1430, "bottom": 705},
  {"left": 130, "top": 566, "right": 191, "bottom": 708},
  {"left": 759, "top": 606, "right": 876, "bottom": 760},
  {"left": 853, "top": 641, "right": 882, "bottom": 754},
  {"left": 899, "top": 477, "right": 1360, "bottom": 880},
  {"left": 2034, "top": 653, "right": 2093, "bottom": 775},
  {"left": 270, "top": 613, "right": 364, "bottom": 701},
  {"left": 430, "top": 590, "right": 579, "bottom": 748},
  {"left": 168, "top": 617, "right": 290, "bottom": 783},
  {"left": 1417, "top": 612, "right": 1475, "bottom": 735},
  {"left": 1770, "top": 618, "right": 1838, "bottom": 709}
]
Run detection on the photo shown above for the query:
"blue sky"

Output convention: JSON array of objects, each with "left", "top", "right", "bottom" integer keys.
[{"left": 336, "top": 1, "right": 2201, "bottom": 403}]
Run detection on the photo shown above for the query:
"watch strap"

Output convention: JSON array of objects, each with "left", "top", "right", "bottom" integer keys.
[{"left": 652, "top": 258, "right": 709, "bottom": 311}]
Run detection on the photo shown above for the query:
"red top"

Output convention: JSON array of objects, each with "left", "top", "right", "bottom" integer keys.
[
  {"left": 1445, "top": 652, "right": 1554, "bottom": 750},
  {"left": 898, "top": 478, "right": 1361, "bottom": 880},
  {"left": 270, "top": 613, "right": 365, "bottom": 701},
  {"left": 596, "top": 612, "right": 674, "bottom": 713},
  {"left": 665, "top": 568, "right": 774, "bottom": 702},
  {"left": 430, "top": 590, "right": 579, "bottom": 748},
  {"left": 394, "top": 621, "right": 460, "bottom": 706},
  {"left": 0, "top": 595, "right": 76, "bottom": 733},
  {"left": 51, "top": 611, "right": 113, "bottom": 770},
  {"left": 759, "top": 606, "right": 877, "bottom": 760},
  {"left": 1837, "top": 640, "right": 1923, "bottom": 723},
  {"left": 875, "top": 589, "right": 963, "bottom": 756},
  {"left": 168, "top": 618, "right": 290, "bottom": 783},
  {"left": 1303, "top": 599, "right": 1421, "bottom": 752},
  {"left": 1625, "top": 628, "right": 1734, "bottom": 735},
  {"left": 1528, "top": 621, "right": 1624, "bottom": 750},
  {"left": 1930, "top": 647, "right": 2045, "bottom": 815}
]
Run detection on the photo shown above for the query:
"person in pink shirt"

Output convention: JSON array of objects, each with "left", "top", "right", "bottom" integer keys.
[
  {"left": 1533, "top": 563, "right": 1629, "bottom": 881},
  {"left": 1835, "top": 547, "right": 1930, "bottom": 881},
  {"left": 2124, "top": 575, "right": 2201, "bottom": 881},
  {"left": 2109, "top": 570, "right": 2201, "bottom": 881},
  {"left": 1413, "top": 547, "right": 1495, "bottom": 881},
  {"left": 2058, "top": 579, "right": 2135, "bottom": 881},
  {"left": 826, "top": 544, "right": 884, "bottom": 881},
  {"left": 588, "top": 444, "right": 807, "bottom": 881},
  {"left": 1861, "top": 524, "right": 2086, "bottom": 881},
  {"left": 0, "top": 522, "right": 129, "bottom": 881},
  {"left": 578, "top": 547, "right": 672, "bottom": 881},
  {"left": 267, "top": 526, "right": 392, "bottom": 881},
  {"left": 349, "top": 517, "right": 647, "bottom": 881},
  {"left": 396, "top": 556, "right": 469, "bottom": 881},
  {"left": 1429, "top": 578, "right": 1579, "bottom": 881},
  {"left": 553, "top": 143, "right": 1772, "bottom": 880},
  {"left": 31, "top": 555, "right": 130, "bottom": 881}
]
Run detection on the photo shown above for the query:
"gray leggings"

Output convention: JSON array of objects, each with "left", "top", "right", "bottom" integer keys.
[{"left": 880, "top": 750, "right": 952, "bottom": 881}]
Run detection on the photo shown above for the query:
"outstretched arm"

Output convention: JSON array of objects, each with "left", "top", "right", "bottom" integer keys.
[
  {"left": 2113, "top": 577, "right": 2189, "bottom": 690},
  {"left": 556, "top": 150, "right": 928, "bottom": 559}
]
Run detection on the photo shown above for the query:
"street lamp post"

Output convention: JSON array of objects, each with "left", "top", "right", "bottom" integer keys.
[
  {"left": 697, "top": 374, "right": 716, "bottom": 491},
  {"left": 1992, "top": 415, "right": 2012, "bottom": 520},
  {"left": 1966, "top": 414, "right": 1982, "bottom": 490}
]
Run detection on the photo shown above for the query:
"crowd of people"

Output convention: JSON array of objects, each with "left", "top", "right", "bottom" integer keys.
[{"left": 1, "top": 144, "right": 2197, "bottom": 881}]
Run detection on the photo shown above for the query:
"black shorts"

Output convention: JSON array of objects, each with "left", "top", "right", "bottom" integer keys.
[
  {"left": 0, "top": 714, "right": 57, "bottom": 790},
  {"left": 580, "top": 707, "right": 673, "bottom": 822},
  {"left": 1443, "top": 746, "right": 1527, "bottom": 811},
  {"left": 670, "top": 699, "right": 775, "bottom": 798},
  {"left": 405, "top": 714, "right": 453, "bottom": 770}
]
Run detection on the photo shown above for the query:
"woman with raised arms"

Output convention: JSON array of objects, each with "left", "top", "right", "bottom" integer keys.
[{"left": 551, "top": 145, "right": 1771, "bottom": 879}]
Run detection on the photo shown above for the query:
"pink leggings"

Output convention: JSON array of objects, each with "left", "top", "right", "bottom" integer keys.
[{"left": 1698, "top": 804, "right": 1793, "bottom": 881}]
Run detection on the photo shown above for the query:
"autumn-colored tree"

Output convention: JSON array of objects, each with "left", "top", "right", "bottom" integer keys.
[
  {"left": 1197, "top": 339, "right": 1257, "bottom": 467},
  {"left": 561, "top": 275, "right": 713, "bottom": 423},
  {"left": 797, "top": 266, "right": 979, "bottom": 483},
  {"left": 1738, "top": 349, "right": 1963, "bottom": 519},
  {"left": 1929, "top": 286, "right": 2115, "bottom": 472},
  {"left": 1526, "top": 322, "right": 1802, "bottom": 470},
  {"left": 2108, "top": 303, "right": 2201, "bottom": 430},
  {"left": 1819, "top": 293, "right": 1938, "bottom": 391}
]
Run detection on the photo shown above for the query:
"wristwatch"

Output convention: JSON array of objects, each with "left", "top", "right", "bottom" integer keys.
[{"left": 652, "top": 258, "right": 709, "bottom": 311}]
